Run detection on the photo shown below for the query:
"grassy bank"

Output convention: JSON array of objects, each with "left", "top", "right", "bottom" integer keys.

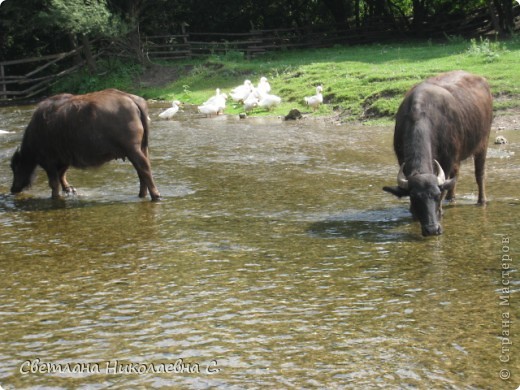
[{"left": 56, "top": 36, "right": 520, "bottom": 122}]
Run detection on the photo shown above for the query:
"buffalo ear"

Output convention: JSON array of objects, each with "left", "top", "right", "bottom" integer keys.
[
  {"left": 383, "top": 186, "right": 410, "bottom": 198},
  {"left": 439, "top": 177, "right": 456, "bottom": 192}
]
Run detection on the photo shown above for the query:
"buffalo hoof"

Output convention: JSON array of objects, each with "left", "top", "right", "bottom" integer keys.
[
  {"left": 63, "top": 186, "right": 77, "bottom": 195},
  {"left": 145, "top": 190, "right": 161, "bottom": 201}
]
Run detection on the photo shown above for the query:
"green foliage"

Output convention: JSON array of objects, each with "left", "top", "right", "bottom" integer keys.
[
  {"left": 2, "top": 0, "right": 517, "bottom": 65},
  {"left": 181, "top": 85, "right": 193, "bottom": 101},
  {"left": 466, "top": 36, "right": 508, "bottom": 62},
  {"left": 52, "top": 59, "right": 142, "bottom": 94},
  {"left": 444, "top": 34, "right": 466, "bottom": 44},
  {"left": 221, "top": 50, "right": 246, "bottom": 62},
  {"left": 40, "top": 0, "right": 123, "bottom": 37}
]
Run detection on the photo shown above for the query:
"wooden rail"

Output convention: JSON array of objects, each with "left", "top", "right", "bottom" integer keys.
[
  {"left": 143, "top": 5, "right": 519, "bottom": 61},
  {"left": 1, "top": 4, "right": 518, "bottom": 102},
  {"left": 0, "top": 47, "right": 87, "bottom": 101},
  {"left": 142, "top": 27, "right": 378, "bottom": 60},
  {"left": 141, "top": 23, "right": 451, "bottom": 61}
]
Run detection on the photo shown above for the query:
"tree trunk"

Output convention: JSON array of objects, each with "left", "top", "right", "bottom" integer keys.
[
  {"left": 80, "top": 34, "right": 96, "bottom": 73},
  {"left": 412, "top": 0, "right": 427, "bottom": 33},
  {"left": 128, "top": 23, "right": 152, "bottom": 66},
  {"left": 355, "top": 0, "right": 361, "bottom": 28},
  {"left": 499, "top": 0, "right": 515, "bottom": 33},
  {"left": 322, "top": 0, "right": 349, "bottom": 29},
  {"left": 68, "top": 34, "right": 83, "bottom": 66},
  {"left": 488, "top": 0, "right": 514, "bottom": 36}
]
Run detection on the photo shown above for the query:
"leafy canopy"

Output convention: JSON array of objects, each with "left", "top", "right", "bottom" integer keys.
[{"left": 40, "top": 0, "right": 122, "bottom": 37}]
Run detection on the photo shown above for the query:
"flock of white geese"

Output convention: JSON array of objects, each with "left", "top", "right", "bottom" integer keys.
[{"left": 158, "top": 77, "right": 323, "bottom": 119}]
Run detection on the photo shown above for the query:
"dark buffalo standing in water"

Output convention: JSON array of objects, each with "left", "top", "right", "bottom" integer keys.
[
  {"left": 383, "top": 71, "right": 492, "bottom": 236},
  {"left": 10, "top": 89, "right": 161, "bottom": 201}
]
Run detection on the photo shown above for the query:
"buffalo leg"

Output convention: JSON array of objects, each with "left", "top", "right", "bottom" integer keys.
[
  {"left": 45, "top": 168, "right": 62, "bottom": 198},
  {"left": 445, "top": 164, "right": 459, "bottom": 202},
  {"left": 474, "top": 151, "right": 487, "bottom": 205},
  {"left": 139, "top": 146, "right": 151, "bottom": 197},
  {"left": 58, "top": 166, "right": 76, "bottom": 194},
  {"left": 136, "top": 169, "right": 149, "bottom": 198},
  {"left": 128, "top": 150, "right": 161, "bottom": 201}
]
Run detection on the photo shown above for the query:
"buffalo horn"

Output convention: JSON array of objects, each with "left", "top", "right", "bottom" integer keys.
[
  {"left": 397, "top": 163, "right": 408, "bottom": 189},
  {"left": 434, "top": 160, "right": 446, "bottom": 185}
]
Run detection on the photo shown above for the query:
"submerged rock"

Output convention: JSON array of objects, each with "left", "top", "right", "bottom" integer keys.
[
  {"left": 494, "top": 135, "right": 508, "bottom": 144},
  {"left": 284, "top": 108, "right": 302, "bottom": 121}
]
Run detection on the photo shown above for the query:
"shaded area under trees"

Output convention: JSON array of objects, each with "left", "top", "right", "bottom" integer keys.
[{"left": 1, "top": 0, "right": 518, "bottom": 65}]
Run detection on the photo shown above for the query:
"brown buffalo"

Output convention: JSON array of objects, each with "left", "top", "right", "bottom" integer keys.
[
  {"left": 10, "top": 89, "right": 161, "bottom": 201},
  {"left": 383, "top": 71, "right": 492, "bottom": 236}
]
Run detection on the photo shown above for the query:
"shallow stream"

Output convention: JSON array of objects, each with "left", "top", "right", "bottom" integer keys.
[{"left": 0, "top": 104, "right": 518, "bottom": 388}]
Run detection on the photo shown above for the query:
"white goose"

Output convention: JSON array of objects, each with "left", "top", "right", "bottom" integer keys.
[
  {"left": 304, "top": 85, "right": 323, "bottom": 111},
  {"left": 243, "top": 89, "right": 260, "bottom": 111},
  {"left": 230, "top": 79, "right": 253, "bottom": 103},
  {"left": 257, "top": 76, "right": 271, "bottom": 96},
  {"left": 198, "top": 103, "right": 220, "bottom": 117},
  {"left": 204, "top": 88, "right": 227, "bottom": 114},
  {"left": 158, "top": 100, "right": 181, "bottom": 119},
  {"left": 258, "top": 93, "right": 281, "bottom": 110}
]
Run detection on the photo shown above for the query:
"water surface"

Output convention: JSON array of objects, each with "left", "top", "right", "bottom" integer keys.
[{"left": 0, "top": 104, "right": 518, "bottom": 389}]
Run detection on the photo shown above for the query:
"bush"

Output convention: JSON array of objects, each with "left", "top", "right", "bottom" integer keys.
[
  {"left": 52, "top": 58, "right": 142, "bottom": 94},
  {"left": 466, "top": 36, "right": 508, "bottom": 62}
]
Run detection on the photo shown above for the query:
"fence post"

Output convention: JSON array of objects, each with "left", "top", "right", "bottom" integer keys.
[
  {"left": 0, "top": 64, "right": 6, "bottom": 100},
  {"left": 247, "top": 29, "right": 262, "bottom": 59},
  {"left": 181, "top": 23, "right": 192, "bottom": 59}
]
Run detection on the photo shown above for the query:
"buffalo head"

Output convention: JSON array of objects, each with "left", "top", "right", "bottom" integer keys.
[
  {"left": 10, "top": 148, "right": 37, "bottom": 194},
  {"left": 383, "top": 160, "right": 456, "bottom": 236}
]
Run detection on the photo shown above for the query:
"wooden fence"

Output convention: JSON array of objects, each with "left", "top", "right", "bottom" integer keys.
[
  {"left": 143, "top": 23, "right": 406, "bottom": 61},
  {"left": 143, "top": 6, "right": 519, "bottom": 61},
  {"left": 0, "top": 47, "right": 88, "bottom": 102},
  {"left": 1, "top": 4, "right": 518, "bottom": 102}
]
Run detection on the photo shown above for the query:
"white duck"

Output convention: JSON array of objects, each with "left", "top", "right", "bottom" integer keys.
[
  {"left": 204, "top": 88, "right": 227, "bottom": 114},
  {"left": 198, "top": 103, "right": 220, "bottom": 117},
  {"left": 158, "top": 100, "right": 181, "bottom": 119},
  {"left": 230, "top": 79, "right": 253, "bottom": 103},
  {"left": 257, "top": 76, "right": 271, "bottom": 96},
  {"left": 304, "top": 85, "right": 323, "bottom": 111},
  {"left": 243, "top": 89, "right": 260, "bottom": 111},
  {"left": 258, "top": 93, "right": 281, "bottom": 110}
]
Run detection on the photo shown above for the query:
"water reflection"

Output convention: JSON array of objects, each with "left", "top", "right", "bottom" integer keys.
[
  {"left": 308, "top": 207, "right": 419, "bottom": 242},
  {"left": 0, "top": 105, "right": 518, "bottom": 389}
]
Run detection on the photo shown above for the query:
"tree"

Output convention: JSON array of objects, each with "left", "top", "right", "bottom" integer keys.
[
  {"left": 322, "top": 0, "right": 351, "bottom": 28},
  {"left": 1, "top": 0, "right": 517, "bottom": 68},
  {"left": 411, "top": 0, "right": 428, "bottom": 32},
  {"left": 0, "top": 0, "right": 55, "bottom": 61},
  {"left": 39, "top": 0, "right": 123, "bottom": 71},
  {"left": 107, "top": 0, "right": 182, "bottom": 64},
  {"left": 488, "top": 0, "right": 515, "bottom": 36}
]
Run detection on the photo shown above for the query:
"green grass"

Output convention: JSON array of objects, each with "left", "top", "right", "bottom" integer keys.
[{"left": 55, "top": 36, "right": 520, "bottom": 122}]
